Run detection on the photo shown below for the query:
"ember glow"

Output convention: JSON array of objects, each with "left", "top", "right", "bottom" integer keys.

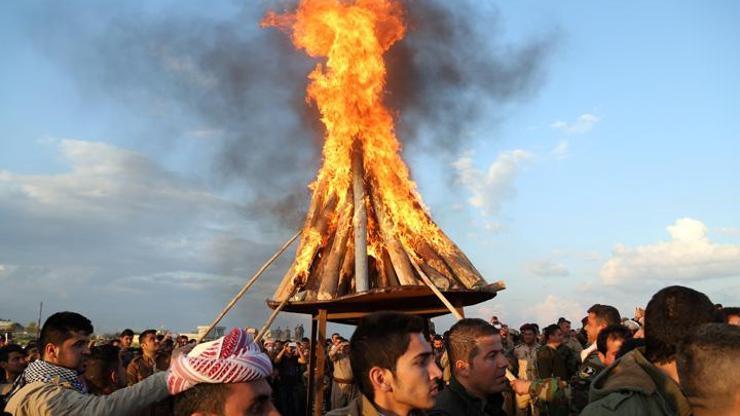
[{"left": 265, "top": 0, "right": 486, "bottom": 300}]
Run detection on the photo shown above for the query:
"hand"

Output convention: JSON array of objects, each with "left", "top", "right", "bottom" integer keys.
[{"left": 511, "top": 379, "right": 531, "bottom": 395}]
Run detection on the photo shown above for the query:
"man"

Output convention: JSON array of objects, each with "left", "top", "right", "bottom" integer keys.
[
  {"left": 557, "top": 318, "right": 582, "bottom": 357},
  {"left": 582, "top": 286, "right": 722, "bottom": 415},
  {"left": 595, "top": 325, "right": 631, "bottom": 367},
  {"left": 328, "top": 312, "right": 441, "bottom": 416},
  {"left": 118, "top": 328, "right": 135, "bottom": 369},
  {"left": 127, "top": 329, "right": 161, "bottom": 385},
  {"left": 172, "top": 327, "right": 278, "bottom": 416},
  {"left": 430, "top": 318, "right": 508, "bottom": 416},
  {"left": 569, "top": 304, "right": 620, "bottom": 414},
  {"left": 722, "top": 306, "right": 740, "bottom": 325},
  {"left": 273, "top": 341, "right": 307, "bottom": 416},
  {"left": 511, "top": 323, "right": 539, "bottom": 415},
  {"left": 329, "top": 338, "right": 358, "bottom": 409},
  {"left": 83, "top": 345, "right": 126, "bottom": 395},
  {"left": 677, "top": 323, "right": 740, "bottom": 416},
  {"left": 4, "top": 311, "right": 198, "bottom": 415},
  {"left": 0, "top": 345, "right": 26, "bottom": 396}
]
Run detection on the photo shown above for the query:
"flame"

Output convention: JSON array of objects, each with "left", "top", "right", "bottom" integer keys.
[{"left": 263, "top": 0, "right": 451, "bottom": 279}]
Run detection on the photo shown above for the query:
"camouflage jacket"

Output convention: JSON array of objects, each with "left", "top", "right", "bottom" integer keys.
[{"left": 569, "top": 350, "right": 605, "bottom": 415}]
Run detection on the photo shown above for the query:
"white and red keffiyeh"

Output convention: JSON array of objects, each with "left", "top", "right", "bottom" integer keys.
[{"left": 167, "top": 328, "right": 272, "bottom": 394}]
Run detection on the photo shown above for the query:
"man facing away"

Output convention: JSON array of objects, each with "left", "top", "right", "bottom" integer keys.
[
  {"left": 429, "top": 318, "right": 508, "bottom": 416},
  {"left": 83, "top": 344, "right": 127, "bottom": 396},
  {"left": 557, "top": 318, "right": 582, "bottom": 358},
  {"left": 582, "top": 286, "right": 722, "bottom": 416},
  {"left": 328, "top": 312, "right": 442, "bottom": 416},
  {"left": 127, "top": 329, "right": 161, "bottom": 385},
  {"left": 172, "top": 327, "right": 278, "bottom": 416},
  {"left": 4, "top": 311, "right": 201, "bottom": 415},
  {"left": 676, "top": 323, "right": 740, "bottom": 416}
]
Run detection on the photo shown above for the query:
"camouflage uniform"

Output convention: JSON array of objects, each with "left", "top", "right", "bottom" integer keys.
[
  {"left": 569, "top": 350, "right": 605, "bottom": 415},
  {"left": 511, "top": 343, "right": 539, "bottom": 415}
]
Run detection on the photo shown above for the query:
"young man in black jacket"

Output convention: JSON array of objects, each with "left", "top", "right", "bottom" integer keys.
[{"left": 430, "top": 319, "right": 508, "bottom": 416}]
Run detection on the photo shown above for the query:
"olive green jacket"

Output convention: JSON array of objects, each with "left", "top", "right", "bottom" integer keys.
[{"left": 581, "top": 348, "right": 691, "bottom": 416}]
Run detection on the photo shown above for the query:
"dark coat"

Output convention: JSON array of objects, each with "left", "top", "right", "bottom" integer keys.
[{"left": 429, "top": 378, "right": 505, "bottom": 416}]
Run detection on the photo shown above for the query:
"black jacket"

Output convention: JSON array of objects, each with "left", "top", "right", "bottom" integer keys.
[{"left": 429, "top": 378, "right": 505, "bottom": 416}]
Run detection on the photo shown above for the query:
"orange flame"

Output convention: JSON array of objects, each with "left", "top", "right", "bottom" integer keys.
[{"left": 263, "top": 0, "right": 451, "bottom": 279}]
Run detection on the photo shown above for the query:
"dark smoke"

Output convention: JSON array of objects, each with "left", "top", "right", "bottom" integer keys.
[
  {"left": 19, "top": 0, "right": 554, "bottom": 229},
  {"left": 387, "top": 0, "right": 555, "bottom": 153}
]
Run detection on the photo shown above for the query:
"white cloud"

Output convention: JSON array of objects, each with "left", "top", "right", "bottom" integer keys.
[
  {"left": 527, "top": 259, "right": 570, "bottom": 277},
  {"left": 529, "top": 295, "right": 585, "bottom": 326},
  {"left": 550, "top": 140, "right": 569, "bottom": 159},
  {"left": 0, "top": 139, "right": 287, "bottom": 332},
  {"left": 551, "top": 113, "right": 600, "bottom": 135},
  {"left": 600, "top": 218, "right": 740, "bottom": 285},
  {"left": 452, "top": 149, "right": 532, "bottom": 218},
  {"left": 716, "top": 227, "right": 740, "bottom": 237}
]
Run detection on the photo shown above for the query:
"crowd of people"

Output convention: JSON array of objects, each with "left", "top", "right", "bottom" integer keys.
[{"left": 0, "top": 284, "right": 738, "bottom": 416}]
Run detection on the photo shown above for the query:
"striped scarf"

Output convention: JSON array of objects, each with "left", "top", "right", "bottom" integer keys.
[{"left": 4, "top": 360, "right": 87, "bottom": 404}]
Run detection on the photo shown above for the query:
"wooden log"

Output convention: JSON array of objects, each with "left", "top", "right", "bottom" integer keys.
[
  {"left": 420, "top": 263, "right": 451, "bottom": 291},
  {"left": 273, "top": 193, "right": 338, "bottom": 301},
  {"left": 336, "top": 238, "right": 354, "bottom": 297},
  {"left": 352, "top": 143, "right": 369, "bottom": 293},
  {"left": 367, "top": 184, "right": 418, "bottom": 286},
  {"left": 402, "top": 246, "right": 464, "bottom": 320},
  {"left": 381, "top": 249, "right": 400, "bottom": 287},
  {"left": 438, "top": 239, "right": 486, "bottom": 289},
  {"left": 317, "top": 203, "right": 352, "bottom": 300}
]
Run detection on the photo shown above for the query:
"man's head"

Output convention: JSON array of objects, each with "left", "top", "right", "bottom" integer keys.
[
  {"left": 500, "top": 324, "right": 509, "bottom": 338},
  {"left": 119, "top": 329, "right": 134, "bottom": 348},
  {"left": 350, "top": 312, "right": 441, "bottom": 414},
  {"left": 644, "top": 286, "right": 721, "bottom": 364},
  {"left": 542, "top": 324, "right": 563, "bottom": 346},
  {"left": 677, "top": 323, "right": 740, "bottom": 415},
  {"left": 83, "top": 345, "right": 126, "bottom": 395},
  {"left": 0, "top": 344, "right": 26, "bottom": 379},
  {"left": 722, "top": 307, "right": 740, "bottom": 326},
  {"left": 447, "top": 319, "right": 508, "bottom": 398},
  {"left": 173, "top": 328, "right": 276, "bottom": 416},
  {"left": 432, "top": 335, "right": 444, "bottom": 350},
  {"left": 519, "top": 324, "right": 537, "bottom": 345},
  {"left": 557, "top": 318, "right": 571, "bottom": 335},
  {"left": 586, "top": 304, "right": 621, "bottom": 344},
  {"left": 596, "top": 324, "right": 631, "bottom": 366},
  {"left": 331, "top": 333, "right": 341, "bottom": 345},
  {"left": 139, "top": 329, "right": 159, "bottom": 356},
  {"left": 39, "top": 311, "right": 93, "bottom": 372}
]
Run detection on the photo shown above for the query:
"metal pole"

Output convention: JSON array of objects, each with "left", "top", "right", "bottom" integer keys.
[
  {"left": 197, "top": 231, "right": 300, "bottom": 343},
  {"left": 352, "top": 141, "right": 369, "bottom": 292},
  {"left": 36, "top": 302, "right": 43, "bottom": 339}
]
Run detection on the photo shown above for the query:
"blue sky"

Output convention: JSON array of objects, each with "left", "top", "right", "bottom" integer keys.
[{"left": 1, "top": 1, "right": 738, "bottom": 335}]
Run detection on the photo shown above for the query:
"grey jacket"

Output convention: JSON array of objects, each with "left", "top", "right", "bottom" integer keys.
[{"left": 4, "top": 371, "right": 169, "bottom": 416}]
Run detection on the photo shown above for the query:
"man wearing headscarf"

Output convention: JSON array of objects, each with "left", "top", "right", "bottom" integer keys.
[{"left": 172, "top": 327, "right": 279, "bottom": 416}]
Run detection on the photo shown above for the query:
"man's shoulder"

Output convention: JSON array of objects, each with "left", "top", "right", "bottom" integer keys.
[
  {"left": 326, "top": 395, "right": 363, "bottom": 416},
  {"left": 4, "top": 381, "right": 66, "bottom": 415},
  {"left": 580, "top": 391, "right": 654, "bottom": 416},
  {"left": 429, "top": 385, "right": 462, "bottom": 414}
]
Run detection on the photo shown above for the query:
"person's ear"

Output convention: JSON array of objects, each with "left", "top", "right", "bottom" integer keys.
[
  {"left": 110, "top": 369, "right": 119, "bottom": 386},
  {"left": 43, "top": 343, "right": 58, "bottom": 362},
  {"left": 455, "top": 359, "right": 470, "bottom": 378},
  {"left": 368, "top": 366, "right": 393, "bottom": 392}
]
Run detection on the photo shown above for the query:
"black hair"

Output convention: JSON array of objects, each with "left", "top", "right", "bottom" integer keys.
[
  {"left": 84, "top": 344, "right": 121, "bottom": 392},
  {"left": 174, "top": 383, "right": 230, "bottom": 416},
  {"left": 721, "top": 306, "right": 739, "bottom": 322},
  {"left": 139, "top": 329, "right": 157, "bottom": 343},
  {"left": 350, "top": 312, "right": 426, "bottom": 402},
  {"left": 39, "top": 312, "right": 93, "bottom": 359},
  {"left": 0, "top": 344, "right": 25, "bottom": 363},
  {"left": 446, "top": 318, "right": 499, "bottom": 369},
  {"left": 596, "top": 324, "right": 631, "bottom": 355},
  {"left": 542, "top": 324, "right": 561, "bottom": 343},
  {"left": 519, "top": 323, "right": 537, "bottom": 334},
  {"left": 644, "top": 286, "right": 721, "bottom": 364},
  {"left": 120, "top": 329, "right": 134, "bottom": 338},
  {"left": 587, "top": 304, "right": 621, "bottom": 327},
  {"left": 677, "top": 323, "right": 740, "bottom": 410}
]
